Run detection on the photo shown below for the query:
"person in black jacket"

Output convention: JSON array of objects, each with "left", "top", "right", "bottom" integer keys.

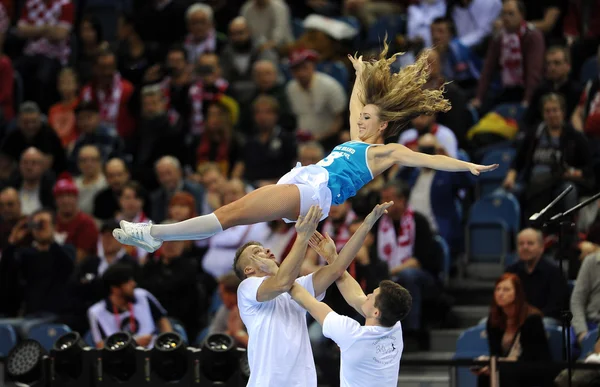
[
  {"left": 474, "top": 273, "right": 553, "bottom": 387},
  {"left": 503, "top": 93, "right": 594, "bottom": 220}
]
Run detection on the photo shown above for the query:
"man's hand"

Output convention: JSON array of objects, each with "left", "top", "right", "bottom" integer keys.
[
  {"left": 309, "top": 231, "right": 337, "bottom": 263},
  {"left": 135, "top": 334, "right": 153, "bottom": 347},
  {"left": 295, "top": 206, "right": 323, "bottom": 241},
  {"left": 364, "top": 202, "right": 394, "bottom": 228},
  {"left": 578, "top": 331, "right": 588, "bottom": 345},
  {"left": 8, "top": 218, "right": 29, "bottom": 246}
]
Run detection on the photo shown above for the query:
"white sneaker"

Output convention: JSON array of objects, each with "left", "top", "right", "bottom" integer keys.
[{"left": 113, "top": 221, "right": 163, "bottom": 253}]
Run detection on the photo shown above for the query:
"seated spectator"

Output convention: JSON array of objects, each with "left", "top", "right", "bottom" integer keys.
[
  {"left": 159, "top": 45, "right": 193, "bottom": 126},
  {"left": 1, "top": 102, "right": 67, "bottom": 175},
  {"left": 471, "top": 0, "right": 545, "bottom": 113},
  {"left": 10, "top": 147, "right": 55, "bottom": 215},
  {"left": 15, "top": 0, "right": 74, "bottom": 111},
  {"left": 506, "top": 228, "right": 568, "bottom": 322},
  {"left": 0, "top": 3, "right": 13, "bottom": 125},
  {"left": 240, "top": 0, "right": 293, "bottom": 49},
  {"left": 131, "top": 85, "right": 185, "bottom": 190},
  {"left": 220, "top": 17, "right": 278, "bottom": 105},
  {"left": 208, "top": 272, "right": 248, "bottom": 347},
  {"left": 94, "top": 158, "right": 130, "bottom": 222},
  {"left": 406, "top": 0, "right": 447, "bottom": 49},
  {"left": 377, "top": 180, "right": 441, "bottom": 331},
  {"left": 447, "top": 0, "right": 502, "bottom": 51},
  {"left": 5, "top": 208, "right": 74, "bottom": 316},
  {"left": 48, "top": 68, "right": 80, "bottom": 151},
  {"left": 76, "top": 15, "right": 108, "bottom": 86},
  {"left": 571, "top": 251, "right": 600, "bottom": 347},
  {"left": 503, "top": 94, "right": 593, "bottom": 220},
  {"left": 232, "top": 95, "right": 297, "bottom": 186},
  {"left": 523, "top": 46, "right": 583, "bottom": 129},
  {"left": 399, "top": 113, "right": 458, "bottom": 159},
  {"left": 405, "top": 134, "right": 475, "bottom": 254},
  {"left": 69, "top": 101, "right": 125, "bottom": 172},
  {"left": 298, "top": 141, "right": 325, "bottom": 166},
  {"left": 474, "top": 273, "right": 552, "bottom": 387},
  {"left": 286, "top": 48, "right": 346, "bottom": 151},
  {"left": 74, "top": 145, "right": 108, "bottom": 215},
  {"left": 184, "top": 3, "right": 226, "bottom": 65},
  {"left": 430, "top": 17, "right": 482, "bottom": 94},
  {"left": 195, "top": 99, "right": 243, "bottom": 176},
  {"left": 194, "top": 162, "right": 227, "bottom": 214},
  {"left": 88, "top": 263, "right": 173, "bottom": 349},
  {"left": 117, "top": 181, "right": 151, "bottom": 263},
  {"left": 80, "top": 50, "right": 136, "bottom": 140},
  {"left": 571, "top": 47, "right": 600, "bottom": 138},
  {"left": 53, "top": 177, "right": 99, "bottom": 263},
  {"left": 150, "top": 156, "right": 205, "bottom": 224},
  {"left": 139, "top": 222, "right": 202, "bottom": 339}
]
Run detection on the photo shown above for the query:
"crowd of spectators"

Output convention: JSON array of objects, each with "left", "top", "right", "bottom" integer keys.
[{"left": 1, "top": 0, "right": 600, "bottom": 384}]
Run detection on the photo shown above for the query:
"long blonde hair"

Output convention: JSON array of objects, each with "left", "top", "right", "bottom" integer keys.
[{"left": 357, "top": 43, "right": 451, "bottom": 139}]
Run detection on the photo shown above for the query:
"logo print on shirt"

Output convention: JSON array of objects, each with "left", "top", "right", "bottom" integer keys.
[{"left": 373, "top": 335, "right": 400, "bottom": 365}]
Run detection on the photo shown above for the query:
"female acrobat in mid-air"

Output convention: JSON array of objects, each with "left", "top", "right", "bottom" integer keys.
[{"left": 113, "top": 44, "right": 498, "bottom": 252}]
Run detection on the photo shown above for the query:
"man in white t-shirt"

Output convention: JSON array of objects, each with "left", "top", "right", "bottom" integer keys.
[
  {"left": 233, "top": 203, "right": 391, "bottom": 387},
  {"left": 290, "top": 231, "right": 413, "bottom": 387}
]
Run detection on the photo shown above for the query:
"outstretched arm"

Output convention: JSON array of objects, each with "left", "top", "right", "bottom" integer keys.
[
  {"left": 311, "top": 202, "right": 392, "bottom": 297},
  {"left": 290, "top": 282, "right": 333, "bottom": 325},
  {"left": 348, "top": 54, "right": 365, "bottom": 141}
]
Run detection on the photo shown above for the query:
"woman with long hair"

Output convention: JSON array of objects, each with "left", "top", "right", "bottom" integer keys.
[
  {"left": 475, "top": 273, "right": 552, "bottom": 387},
  {"left": 113, "top": 44, "right": 498, "bottom": 253}
]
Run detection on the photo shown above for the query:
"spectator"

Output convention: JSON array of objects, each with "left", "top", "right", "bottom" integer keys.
[
  {"left": 506, "top": 228, "right": 568, "bottom": 322},
  {"left": 139, "top": 221, "right": 202, "bottom": 339},
  {"left": 472, "top": 0, "right": 545, "bottom": 112},
  {"left": 15, "top": 0, "right": 74, "bottom": 111},
  {"left": 184, "top": 3, "right": 227, "bottom": 65},
  {"left": 297, "top": 141, "right": 325, "bottom": 166},
  {"left": 11, "top": 147, "right": 55, "bottom": 215},
  {"left": 87, "top": 263, "right": 172, "bottom": 349},
  {"left": 0, "top": 2, "right": 13, "bottom": 124},
  {"left": 74, "top": 145, "right": 108, "bottom": 215},
  {"left": 167, "top": 191, "right": 197, "bottom": 222},
  {"left": 474, "top": 273, "right": 552, "bottom": 387},
  {"left": 208, "top": 272, "right": 248, "bottom": 347},
  {"left": 94, "top": 158, "right": 130, "bottom": 222},
  {"left": 571, "top": 252, "right": 600, "bottom": 347},
  {"left": 0, "top": 187, "right": 23, "bottom": 252},
  {"left": 188, "top": 52, "right": 230, "bottom": 137},
  {"left": 69, "top": 101, "right": 125, "bottom": 172},
  {"left": 159, "top": 45, "right": 193, "bottom": 126},
  {"left": 286, "top": 48, "right": 346, "bottom": 151},
  {"left": 194, "top": 162, "right": 227, "bottom": 214},
  {"left": 80, "top": 50, "right": 136, "bottom": 140},
  {"left": 399, "top": 113, "right": 458, "bottom": 159},
  {"left": 240, "top": 0, "right": 293, "bottom": 48},
  {"left": 519, "top": 0, "right": 562, "bottom": 44},
  {"left": 343, "top": 0, "right": 403, "bottom": 28},
  {"left": 135, "top": 0, "right": 187, "bottom": 57},
  {"left": 115, "top": 13, "right": 160, "bottom": 88},
  {"left": 53, "top": 177, "right": 99, "bottom": 263},
  {"left": 447, "top": 0, "right": 502, "bottom": 50},
  {"left": 131, "top": 84, "right": 185, "bottom": 190},
  {"left": 405, "top": 134, "right": 475, "bottom": 254},
  {"left": 1, "top": 101, "right": 67, "bottom": 174},
  {"left": 76, "top": 15, "right": 108, "bottom": 85},
  {"left": 232, "top": 95, "right": 297, "bottom": 186},
  {"left": 406, "top": 0, "right": 447, "bottom": 49},
  {"left": 6, "top": 208, "right": 74, "bottom": 316},
  {"left": 48, "top": 68, "right": 80, "bottom": 150},
  {"left": 503, "top": 94, "right": 593, "bottom": 220},
  {"left": 194, "top": 99, "right": 244, "bottom": 176},
  {"left": 377, "top": 180, "right": 440, "bottom": 331},
  {"left": 571, "top": 47, "right": 600, "bottom": 137},
  {"left": 117, "top": 181, "right": 150, "bottom": 263},
  {"left": 523, "top": 46, "right": 582, "bottom": 129},
  {"left": 150, "top": 156, "right": 205, "bottom": 224},
  {"left": 220, "top": 16, "right": 278, "bottom": 104}
]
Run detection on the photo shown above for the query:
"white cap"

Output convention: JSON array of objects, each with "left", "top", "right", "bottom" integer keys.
[{"left": 302, "top": 14, "right": 359, "bottom": 41}]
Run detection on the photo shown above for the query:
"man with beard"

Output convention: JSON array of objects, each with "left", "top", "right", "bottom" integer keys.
[
  {"left": 219, "top": 16, "right": 278, "bottom": 104},
  {"left": 130, "top": 85, "right": 185, "bottom": 190},
  {"left": 87, "top": 263, "right": 173, "bottom": 349}
]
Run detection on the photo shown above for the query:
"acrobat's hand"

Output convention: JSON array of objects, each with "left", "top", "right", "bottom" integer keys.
[
  {"left": 308, "top": 231, "right": 337, "bottom": 263},
  {"left": 348, "top": 54, "right": 365, "bottom": 73},
  {"left": 364, "top": 202, "right": 394, "bottom": 228},
  {"left": 469, "top": 163, "right": 499, "bottom": 176},
  {"left": 296, "top": 206, "right": 323, "bottom": 240}
]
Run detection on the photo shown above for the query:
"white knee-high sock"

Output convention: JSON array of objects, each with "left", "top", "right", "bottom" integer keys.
[{"left": 150, "top": 213, "right": 223, "bottom": 241}]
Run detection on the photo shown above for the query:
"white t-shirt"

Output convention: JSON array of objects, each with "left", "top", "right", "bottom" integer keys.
[
  {"left": 237, "top": 274, "right": 324, "bottom": 387},
  {"left": 322, "top": 312, "right": 403, "bottom": 387}
]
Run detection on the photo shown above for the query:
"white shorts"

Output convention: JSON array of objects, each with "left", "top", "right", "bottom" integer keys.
[{"left": 276, "top": 163, "right": 332, "bottom": 223}]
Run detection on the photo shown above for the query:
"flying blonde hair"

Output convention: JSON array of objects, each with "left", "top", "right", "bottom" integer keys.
[{"left": 356, "top": 42, "right": 451, "bottom": 139}]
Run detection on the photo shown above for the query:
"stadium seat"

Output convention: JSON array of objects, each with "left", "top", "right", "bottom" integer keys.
[
  {"left": 434, "top": 235, "right": 451, "bottom": 286},
  {"left": 454, "top": 325, "right": 489, "bottom": 387},
  {"left": 0, "top": 324, "right": 18, "bottom": 356},
  {"left": 366, "top": 14, "right": 405, "bottom": 49},
  {"left": 478, "top": 148, "right": 516, "bottom": 196},
  {"left": 316, "top": 61, "right": 349, "bottom": 89},
  {"left": 466, "top": 191, "right": 520, "bottom": 264},
  {"left": 27, "top": 323, "right": 71, "bottom": 351},
  {"left": 580, "top": 56, "right": 598, "bottom": 85}
]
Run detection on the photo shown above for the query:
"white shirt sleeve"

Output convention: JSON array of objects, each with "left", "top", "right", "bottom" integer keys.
[
  {"left": 325, "top": 76, "right": 347, "bottom": 115},
  {"left": 296, "top": 273, "right": 326, "bottom": 301},
  {"left": 322, "top": 311, "right": 362, "bottom": 351},
  {"left": 87, "top": 308, "right": 103, "bottom": 346},
  {"left": 237, "top": 276, "right": 268, "bottom": 314}
]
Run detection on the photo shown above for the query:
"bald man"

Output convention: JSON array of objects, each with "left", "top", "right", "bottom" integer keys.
[
  {"left": 16, "top": 147, "right": 55, "bottom": 215},
  {"left": 506, "top": 228, "right": 568, "bottom": 322},
  {"left": 94, "top": 158, "right": 130, "bottom": 221}
]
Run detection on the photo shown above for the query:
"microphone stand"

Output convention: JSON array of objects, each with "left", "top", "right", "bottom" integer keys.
[{"left": 535, "top": 189, "right": 600, "bottom": 387}]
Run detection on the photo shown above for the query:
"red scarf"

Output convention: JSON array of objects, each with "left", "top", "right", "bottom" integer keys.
[
  {"left": 500, "top": 22, "right": 527, "bottom": 88},
  {"left": 377, "top": 210, "right": 416, "bottom": 268},
  {"left": 188, "top": 78, "right": 229, "bottom": 135},
  {"left": 81, "top": 74, "right": 123, "bottom": 130},
  {"left": 196, "top": 132, "right": 230, "bottom": 171},
  {"left": 320, "top": 210, "right": 356, "bottom": 265}
]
